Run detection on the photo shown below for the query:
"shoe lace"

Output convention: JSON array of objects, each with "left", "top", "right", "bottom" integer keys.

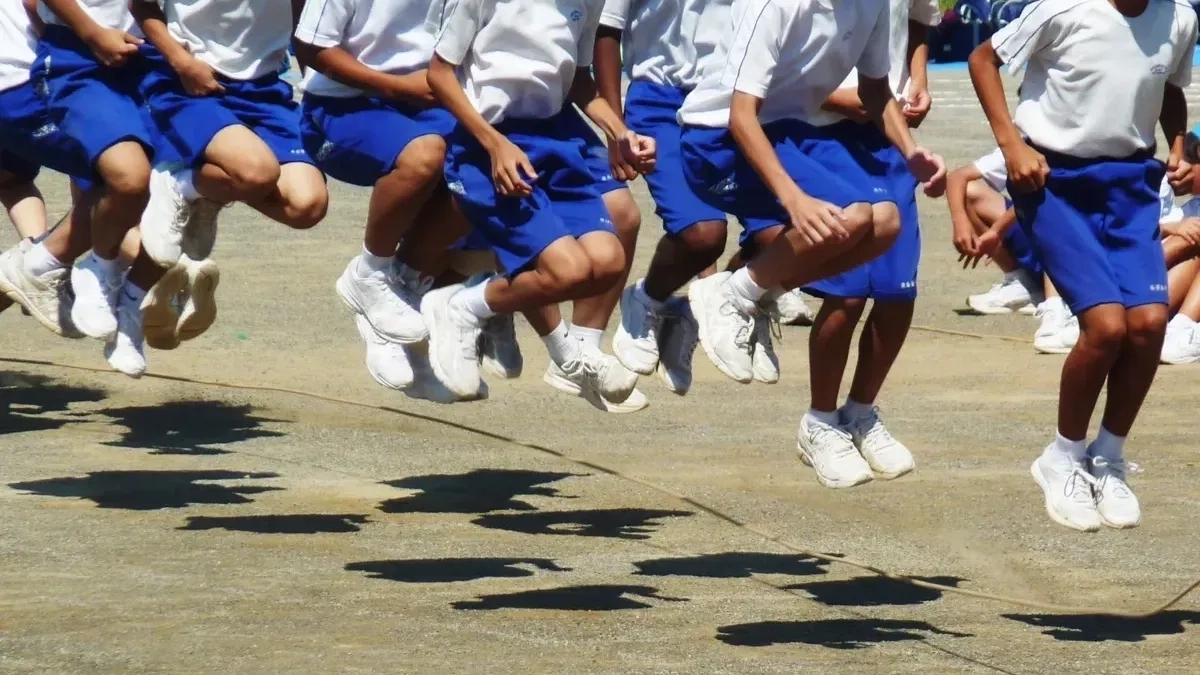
[
  {"left": 718, "top": 295, "right": 755, "bottom": 350},
  {"left": 1089, "top": 456, "right": 1141, "bottom": 499},
  {"left": 1063, "top": 465, "right": 1099, "bottom": 502},
  {"left": 810, "top": 421, "right": 856, "bottom": 459},
  {"left": 853, "top": 407, "right": 895, "bottom": 447}
]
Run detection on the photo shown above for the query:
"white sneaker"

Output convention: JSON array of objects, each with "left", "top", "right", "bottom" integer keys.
[
  {"left": 842, "top": 406, "right": 915, "bottom": 479},
  {"left": 767, "top": 289, "right": 815, "bottom": 326},
  {"left": 70, "top": 254, "right": 123, "bottom": 340},
  {"left": 1161, "top": 315, "right": 1200, "bottom": 364},
  {"left": 613, "top": 281, "right": 667, "bottom": 375},
  {"left": 1033, "top": 299, "right": 1079, "bottom": 355},
  {"left": 405, "top": 343, "right": 488, "bottom": 403},
  {"left": 0, "top": 239, "right": 79, "bottom": 337},
  {"left": 966, "top": 274, "right": 1036, "bottom": 315},
  {"left": 355, "top": 315, "right": 414, "bottom": 390},
  {"left": 336, "top": 258, "right": 427, "bottom": 344},
  {"left": 105, "top": 288, "right": 147, "bottom": 378},
  {"left": 140, "top": 167, "right": 190, "bottom": 266},
  {"left": 751, "top": 313, "right": 780, "bottom": 384},
  {"left": 687, "top": 272, "right": 754, "bottom": 383},
  {"left": 796, "top": 415, "right": 874, "bottom": 489},
  {"left": 544, "top": 361, "right": 649, "bottom": 413},
  {"left": 420, "top": 283, "right": 484, "bottom": 399},
  {"left": 479, "top": 314, "right": 523, "bottom": 379},
  {"left": 1088, "top": 454, "right": 1142, "bottom": 529},
  {"left": 140, "top": 264, "right": 188, "bottom": 351},
  {"left": 557, "top": 345, "right": 638, "bottom": 404},
  {"left": 1030, "top": 451, "right": 1102, "bottom": 532},
  {"left": 656, "top": 297, "right": 698, "bottom": 395},
  {"left": 176, "top": 256, "right": 220, "bottom": 342},
  {"left": 181, "top": 197, "right": 223, "bottom": 261}
]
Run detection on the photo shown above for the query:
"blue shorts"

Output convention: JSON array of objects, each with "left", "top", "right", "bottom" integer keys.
[
  {"left": 0, "top": 148, "right": 40, "bottom": 183},
  {"left": 681, "top": 119, "right": 884, "bottom": 248},
  {"left": 1010, "top": 146, "right": 1167, "bottom": 315},
  {"left": 625, "top": 81, "right": 727, "bottom": 235},
  {"left": 30, "top": 26, "right": 156, "bottom": 172},
  {"left": 450, "top": 230, "right": 493, "bottom": 252},
  {"left": 301, "top": 94, "right": 455, "bottom": 186},
  {"left": 444, "top": 108, "right": 617, "bottom": 275},
  {"left": 141, "top": 48, "right": 312, "bottom": 168},
  {"left": 565, "top": 105, "right": 625, "bottom": 196},
  {"left": 802, "top": 122, "right": 917, "bottom": 301},
  {"left": 1001, "top": 197, "right": 1044, "bottom": 277}
]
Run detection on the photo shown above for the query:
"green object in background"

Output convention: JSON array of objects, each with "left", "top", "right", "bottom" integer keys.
[
  {"left": 235, "top": 331, "right": 247, "bottom": 341},
  {"left": 939, "top": 0, "right": 956, "bottom": 10}
]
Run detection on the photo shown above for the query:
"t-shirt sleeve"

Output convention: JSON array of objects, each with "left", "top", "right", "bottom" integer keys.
[
  {"left": 722, "top": 0, "right": 790, "bottom": 99},
  {"left": 1181, "top": 197, "right": 1200, "bottom": 218},
  {"left": 856, "top": 1, "right": 892, "bottom": 80},
  {"left": 1159, "top": 176, "right": 1183, "bottom": 223},
  {"left": 432, "top": 0, "right": 484, "bottom": 66},
  {"left": 578, "top": 2, "right": 604, "bottom": 68},
  {"left": 600, "top": 0, "right": 631, "bottom": 30},
  {"left": 972, "top": 148, "right": 1008, "bottom": 192},
  {"left": 909, "top": 0, "right": 941, "bottom": 28},
  {"left": 1168, "top": 9, "right": 1198, "bottom": 89},
  {"left": 990, "top": 0, "right": 1064, "bottom": 76},
  {"left": 293, "top": 0, "right": 351, "bottom": 48}
]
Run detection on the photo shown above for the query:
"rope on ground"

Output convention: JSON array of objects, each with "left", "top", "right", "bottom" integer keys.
[{"left": 4, "top": 323, "right": 1194, "bottom": 620}]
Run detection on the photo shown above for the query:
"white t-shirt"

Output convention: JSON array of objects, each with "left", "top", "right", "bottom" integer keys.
[
  {"left": 0, "top": 2, "right": 37, "bottom": 91},
  {"left": 811, "top": 0, "right": 940, "bottom": 126},
  {"left": 144, "top": 0, "right": 291, "bottom": 81},
  {"left": 39, "top": 0, "right": 135, "bottom": 33},
  {"left": 991, "top": 0, "right": 1197, "bottom": 158},
  {"left": 677, "top": 0, "right": 891, "bottom": 129},
  {"left": 430, "top": 0, "right": 603, "bottom": 124},
  {"left": 599, "top": 0, "right": 734, "bottom": 90},
  {"left": 1159, "top": 177, "right": 1184, "bottom": 222},
  {"left": 1180, "top": 196, "right": 1200, "bottom": 218},
  {"left": 296, "top": 0, "right": 435, "bottom": 98}
]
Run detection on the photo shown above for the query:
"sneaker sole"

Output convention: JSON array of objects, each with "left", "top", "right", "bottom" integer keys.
[
  {"left": 354, "top": 318, "right": 414, "bottom": 391},
  {"left": 70, "top": 302, "right": 117, "bottom": 341},
  {"left": 687, "top": 278, "right": 753, "bottom": 384},
  {"left": 795, "top": 441, "right": 873, "bottom": 490},
  {"left": 0, "top": 284, "right": 69, "bottom": 337},
  {"left": 964, "top": 298, "right": 1018, "bottom": 316},
  {"left": 336, "top": 269, "right": 425, "bottom": 345},
  {"left": 177, "top": 264, "right": 220, "bottom": 342},
  {"left": 543, "top": 368, "right": 648, "bottom": 414},
  {"left": 613, "top": 287, "right": 660, "bottom": 375},
  {"left": 480, "top": 353, "right": 522, "bottom": 379},
  {"left": 1029, "top": 460, "right": 1101, "bottom": 532},
  {"left": 419, "top": 285, "right": 481, "bottom": 400},
  {"left": 142, "top": 266, "right": 187, "bottom": 350},
  {"left": 1033, "top": 341, "right": 1072, "bottom": 355},
  {"left": 655, "top": 361, "right": 690, "bottom": 396}
]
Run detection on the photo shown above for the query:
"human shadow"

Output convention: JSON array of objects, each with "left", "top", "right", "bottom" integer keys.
[
  {"left": 96, "top": 400, "right": 286, "bottom": 455},
  {"left": 633, "top": 552, "right": 830, "bottom": 579},
  {"left": 717, "top": 619, "right": 972, "bottom": 649},
  {"left": 472, "top": 508, "right": 693, "bottom": 540},
  {"left": 0, "top": 371, "right": 106, "bottom": 435},
  {"left": 346, "top": 557, "right": 570, "bottom": 583},
  {"left": 378, "top": 469, "right": 582, "bottom": 514},
  {"left": 1003, "top": 611, "right": 1200, "bottom": 642},
  {"left": 179, "top": 513, "right": 369, "bottom": 534},
  {"left": 453, "top": 584, "right": 687, "bottom": 611},
  {"left": 8, "top": 470, "right": 281, "bottom": 510},
  {"left": 785, "top": 575, "right": 967, "bottom": 607}
]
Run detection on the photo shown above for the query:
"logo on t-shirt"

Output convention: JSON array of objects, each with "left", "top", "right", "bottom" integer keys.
[
  {"left": 1151, "top": 64, "right": 1169, "bottom": 76},
  {"left": 570, "top": 10, "right": 582, "bottom": 21}
]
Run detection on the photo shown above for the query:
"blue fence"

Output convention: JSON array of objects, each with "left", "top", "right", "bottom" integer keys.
[{"left": 930, "top": 0, "right": 1031, "bottom": 64}]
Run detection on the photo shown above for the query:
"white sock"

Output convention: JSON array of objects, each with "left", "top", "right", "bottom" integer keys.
[
  {"left": 450, "top": 279, "right": 496, "bottom": 321},
  {"left": 840, "top": 397, "right": 873, "bottom": 421},
  {"left": 634, "top": 279, "right": 666, "bottom": 310},
  {"left": 1090, "top": 426, "right": 1126, "bottom": 463},
  {"left": 806, "top": 408, "right": 840, "bottom": 427},
  {"left": 357, "top": 247, "right": 393, "bottom": 276},
  {"left": 121, "top": 281, "right": 147, "bottom": 306},
  {"left": 541, "top": 320, "right": 581, "bottom": 365},
  {"left": 23, "top": 241, "right": 65, "bottom": 278},
  {"left": 569, "top": 324, "right": 604, "bottom": 350},
  {"left": 1047, "top": 431, "right": 1088, "bottom": 464},
  {"left": 728, "top": 267, "right": 768, "bottom": 305},
  {"left": 174, "top": 169, "right": 200, "bottom": 202},
  {"left": 90, "top": 252, "right": 122, "bottom": 278},
  {"left": 1041, "top": 296, "right": 1065, "bottom": 311}
]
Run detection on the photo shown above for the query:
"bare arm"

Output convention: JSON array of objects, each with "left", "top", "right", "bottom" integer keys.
[
  {"left": 729, "top": 92, "right": 803, "bottom": 201},
  {"left": 130, "top": 1, "right": 190, "bottom": 65},
  {"left": 946, "top": 165, "right": 983, "bottom": 235},
  {"left": 907, "top": 20, "right": 930, "bottom": 96},
  {"left": 569, "top": 68, "right": 628, "bottom": 141},
  {"left": 427, "top": 54, "right": 505, "bottom": 152},
  {"left": 292, "top": 40, "right": 434, "bottom": 105},
  {"left": 968, "top": 41, "right": 1022, "bottom": 152},
  {"left": 22, "top": 0, "right": 43, "bottom": 34},
  {"left": 858, "top": 75, "right": 915, "bottom": 157},
  {"left": 593, "top": 26, "right": 624, "bottom": 122},
  {"left": 42, "top": 0, "right": 106, "bottom": 40},
  {"left": 989, "top": 207, "right": 1017, "bottom": 238},
  {"left": 1161, "top": 83, "right": 1188, "bottom": 164},
  {"left": 820, "top": 88, "right": 868, "bottom": 123}
]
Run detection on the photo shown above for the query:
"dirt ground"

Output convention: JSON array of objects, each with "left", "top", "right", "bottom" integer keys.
[{"left": 2, "top": 71, "right": 1199, "bottom": 674}]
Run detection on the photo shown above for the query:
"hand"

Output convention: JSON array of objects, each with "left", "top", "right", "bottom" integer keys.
[
  {"left": 780, "top": 186, "right": 850, "bottom": 247},
  {"left": 904, "top": 87, "right": 932, "bottom": 128},
  {"left": 85, "top": 27, "right": 141, "bottom": 67},
  {"left": 906, "top": 146, "right": 946, "bottom": 198},
  {"left": 607, "top": 138, "right": 639, "bottom": 182},
  {"left": 1167, "top": 156, "right": 1193, "bottom": 196},
  {"left": 173, "top": 47, "right": 224, "bottom": 96},
  {"left": 1165, "top": 217, "right": 1200, "bottom": 247},
  {"left": 382, "top": 72, "right": 436, "bottom": 106},
  {"left": 618, "top": 131, "right": 656, "bottom": 175},
  {"left": 1002, "top": 141, "right": 1049, "bottom": 193},
  {"left": 489, "top": 137, "right": 537, "bottom": 197},
  {"left": 951, "top": 217, "right": 978, "bottom": 258}
]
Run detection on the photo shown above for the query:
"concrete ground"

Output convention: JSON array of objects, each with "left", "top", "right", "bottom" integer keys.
[{"left": 2, "top": 71, "right": 1200, "bottom": 675}]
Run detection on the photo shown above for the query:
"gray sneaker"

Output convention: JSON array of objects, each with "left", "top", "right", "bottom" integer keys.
[{"left": 0, "top": 239, "right": 81, "bottom": 338}]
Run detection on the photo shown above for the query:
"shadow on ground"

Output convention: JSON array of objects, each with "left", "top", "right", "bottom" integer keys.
[
  {"left": 346, "top": 558, "right": 570, "bottom": 583},
  {"left": 717, "top": 619, "right": 973, "bottom": 649},
  {"left": 8, "top": 470, "right": 281, "bottom": 510},
  {"left": 379, "top": 469, "right": 583, "bottom": 514},
  {"left": 785, "top": 575, "right": 967, "bottom": 607},
  {"left": 96, "top": 400, "right": 286, "bottom": 455},
  {"left": 634, "top": 552, "right": 831, "bottom": 578},
  {"left": 179, "top": 513, "right": 369, "bottom": 534},
  {"left": 1003, "top": 611, "right": 1200, "bottom": 642},
  {"left": 472, "top": 508, "right": 693, "bottom": 540},
  {"left": 452, "top": 584, "right": 687, "bottom": 611},
  {"left": 0, "top": 371, "right": 106, "bottom": 435}
]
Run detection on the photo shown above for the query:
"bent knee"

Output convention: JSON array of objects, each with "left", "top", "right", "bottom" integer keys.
[
  {"left": 871, "top": 202, "right": 902, "bottom": 245},
  {"left": 677, "top": 219, "right": 728, "bottom": 253},
  {"left": 396, "top": 135, "right": 447, "bottom": 184},
  {"left": 228, "top": 154, "right": 282, "bottom": 195},
  {"left": 1126, "top": 305, "right": 1168, "bottom": 342},
  {"left": 283, "top": 186, "right": 329, "bottom": 230},
  {"left": 585, "top": 237, "right": 627, "bottom": 286},
  {"left": 1084, "top": 313, "right": 1128, "bottom": 351},
  {"left": 841, "top": 203, "right": 874, "bottom": 237},
  {"left": 604, "top": 191, "right": 642, "bottom": 236}
]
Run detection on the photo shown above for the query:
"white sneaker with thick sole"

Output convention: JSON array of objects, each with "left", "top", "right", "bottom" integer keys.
[
  {"left": 1030, "top": 451, "right": 1102, "bottom": 532},
  {"left": 141, "top": 264, "right": 188, "bottom": 351},
  {"left": 544, "top": 361, "right": 649, "bottom": 413},
  {"left": 420, "top": 283, "right": 484, "bottom": 399},
  {"left": 1088, "top": 455, "right": 1142, "bottom": 529},
  {"left": 0, "top": 239, "right": 79, "bottom": 337},
  {"left": 405, "top": 343, "right": 487, "bottom": 403},
  {"left": 796, "top": 415, "right": 874, "bottom": 489},
  {"left": 613, "top": 281, "right": 667, "bottom": 375},
  {"left": 355, "top": 315, "right": 414, "bottom": 390},
  {"left": 557, "top": 346, "right": 638, "bottom": 404},
  {"left": 177, "top": 256, "right": 220, "bottom": 342},
  {"left": 70, "top": 255, "right": 123, "bottom": 341},
  {"left": 105, "top": 289, "right": 147, "bottom": 378},
  {"left": 336, "top": 258, "right": 427, "bottom": 344},
  {"left": 767, "top": 289, "right": 815, "bottom": 326},
  {"left": 656, "top": 297, "right": 698, "bottom": 395},
  {"left": 966, "top": 275, "right": 1036, "bottom": 315},
  {"left": 842, "top": 407, "right": 915, "bottom": 479},
  {"left": 687, "top": 272, "right": 754, "bottom": 383},
  {"left": 140, "top": 167, "right": 190, "bottom": 266},
  {"left": 479, "top": 313, "right": 523, "bottom": 379},
  {"left": 1161, "top": 315, "right": 1200, "bottom": 364},
  {"left": 182, "top": 197, "right": 223, "bottom": 261},
  {"left": 1033, "top": 300, "right": 1079, "bottom": 355},
  {"left": 751, "top": 314, "right": 780, "bottom": 384}
]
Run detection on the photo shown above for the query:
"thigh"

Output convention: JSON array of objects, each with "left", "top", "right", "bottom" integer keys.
[
  {"left": 141, "top": 61, "right": 242, "bottom": 167},
  {"left": 226, "top": 78, "right": 313, "bottom": 166},
  {"left": 680, "top": 125, "right": 782, "bottom": 229}
]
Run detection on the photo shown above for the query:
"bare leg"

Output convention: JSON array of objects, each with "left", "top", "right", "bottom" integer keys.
[
  {"left": 1058, "top": 303, "right": 1128, "bottom": 440},
  {"left": 1099, "top": 304, "right": 1168, "bottom": 436},
  {"left": 846, "top": 301, "right": 915, "bottom": 405},
  {"left": 571, "top": 188, "right": 640, "bottom": 331}
]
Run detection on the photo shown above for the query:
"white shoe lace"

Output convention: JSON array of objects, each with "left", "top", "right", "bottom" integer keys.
[
  {"left": 1089, "top": 456, "right": 1141, "bottom": 500},
  {"left": 634, "top": 294, "right": 665, "bottom": 341},
  {"left": 717, "top": 294, "right": 754, "bottom": 351},
  {"left": 809, "top": 422, "right": 857, "bottom": 460}
]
